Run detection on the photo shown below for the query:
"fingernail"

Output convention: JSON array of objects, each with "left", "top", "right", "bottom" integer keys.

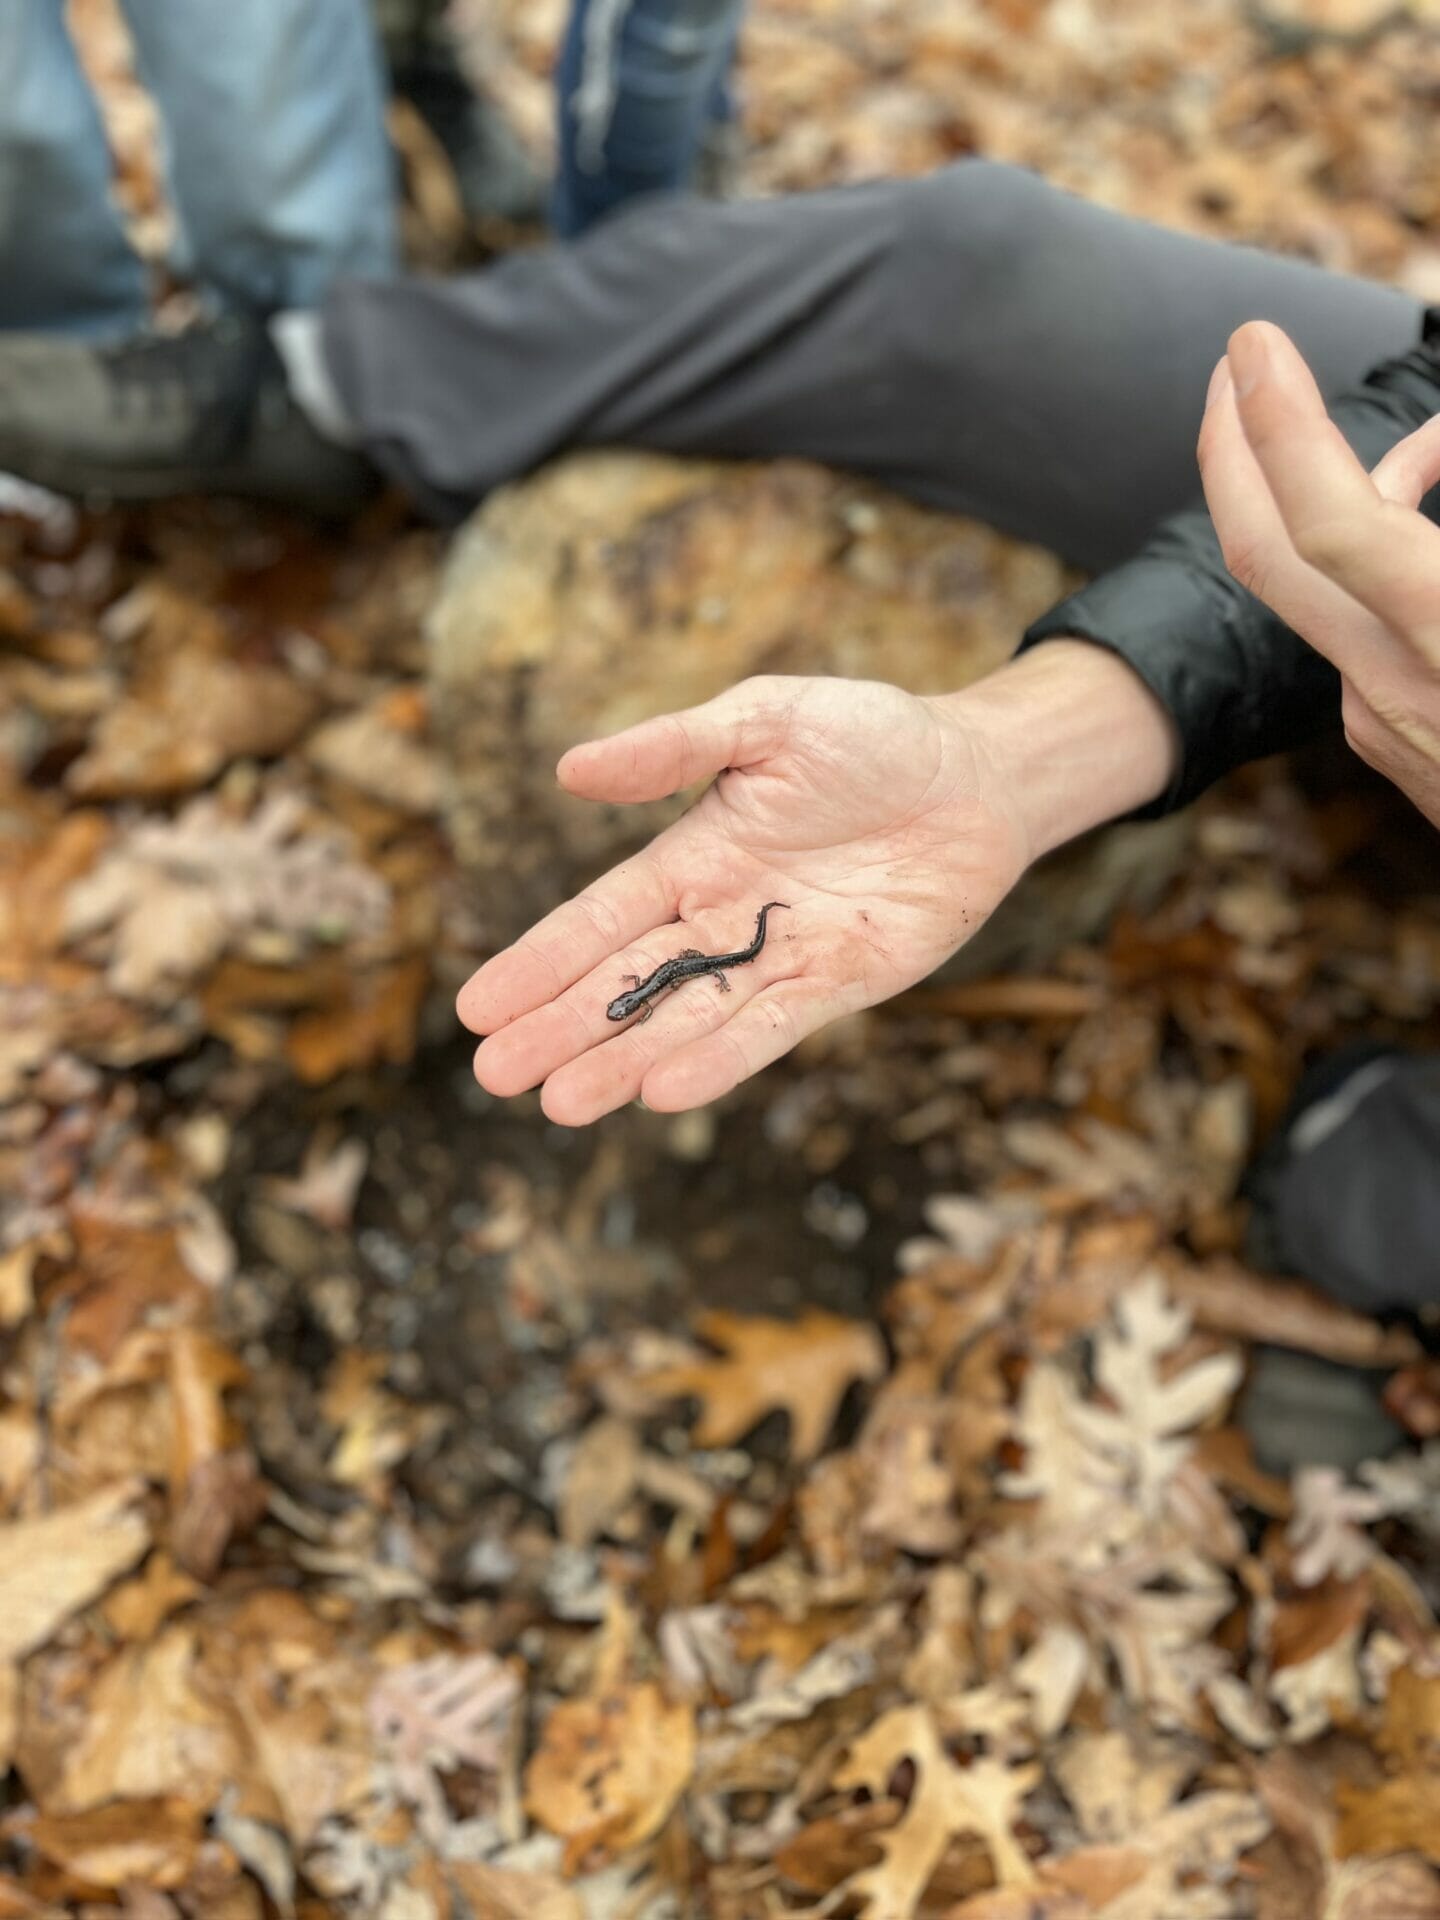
[
  {"left": 1229, "top": 327, "right": 1269, "bottom": 399},
  {"left": 1205, "top": 357, "right": 1231, "bottom": 408}
]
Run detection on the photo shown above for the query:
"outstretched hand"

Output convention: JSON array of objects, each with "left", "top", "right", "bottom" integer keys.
[
  {"left": 1199, "top": 319, "right": 1440, "bottom": 828},
  {"left": 456, "top": 675, "right": 1032, "bottom": 1123}
]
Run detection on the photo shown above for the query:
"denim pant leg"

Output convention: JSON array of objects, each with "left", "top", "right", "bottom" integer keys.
[
  {"left": 120, "top": 0, "right": 399, "bottom": 315},
  {"left": 554, "top": 0, "right": 746, "bottom": 237},
  {"left": 0, "top": 1, "right": 149, "bottom": 336}
]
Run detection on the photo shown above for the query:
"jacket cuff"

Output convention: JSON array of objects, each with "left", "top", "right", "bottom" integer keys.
[{"left": 1019, "top": 521, "right": 1339, "bottom": 817}]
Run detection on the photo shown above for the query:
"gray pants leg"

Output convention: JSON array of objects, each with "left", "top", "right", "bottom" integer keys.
[{"left": 323, "top": 161, "right": 1422, "bottom": 566}]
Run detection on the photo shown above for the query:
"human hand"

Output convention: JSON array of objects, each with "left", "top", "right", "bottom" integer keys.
[
  {"left": 1199, "top": 318, "right": 1440, "bottom": 828},
  {"left": 456, "top": 646, "right": 1176, "bottom": 1123}
]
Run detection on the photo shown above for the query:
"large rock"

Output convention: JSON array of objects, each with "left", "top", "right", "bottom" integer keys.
[{"left": 429, "top": 451, "right": 1187, "bottom": 964}]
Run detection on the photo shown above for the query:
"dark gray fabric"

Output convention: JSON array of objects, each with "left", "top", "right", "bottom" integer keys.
[
  {"left": 323, "top": 159, "right": 1420, "bottom": 568},
  {"left": 1253, "top": 1054, "right": 1440, "bottom": 1314},
  {"left": 1025, "top": 323, "right": 1440, "bottom": 811}
]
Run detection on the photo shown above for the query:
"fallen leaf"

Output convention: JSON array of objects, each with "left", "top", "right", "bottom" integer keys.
[
  {"left": 557, "top": 1417, "right": 641, "bottom": 1548},
  {"left": 446, "top": 1861, "right": 582, "bottom": 1920},
  {"left": 371, "top": 1652, "right": 521, "bottom": 1832},
  {"left": 306, "top": 693, "right": 441, "bottom": 815},
  {"left": 64, "top": 791, "right": 389, "bottom": 1001},
  {"left": 833, "top": 1706, "right": 1039, "bottom": 1918},
  {"left": 285, "top": 956, "right": 429, "bottom": 1083},
  {"left": 67, "top": 652, "right": 317, "bottom": 801},
  {"left": 642, "top": 1309, "right": 886, "bottom": 1461},
  {"left": 1336, "top": 1775, "right": 1440, "bottom": 1865},
  {"left": 525, "top": 1682, "right": 695, "bottom": 1872},
  {"left": 27, "top": 1800, "right": 202, "bottom": 1890},
  {"left": 48, "top": 1623, "right": 243, "bottom": 1814},
  {"left": 213, "top": 1806, "right": 296, "bottom": 1920},
  {"left": 0, "top": 1482, "right": 151, "bottom": 1661},
  {"left": 1287, "top": 1469, "right": 1386, "bottom": 1587},
  {"left": 261, "top": 1132, "right": 369, "bottom": 1233}
]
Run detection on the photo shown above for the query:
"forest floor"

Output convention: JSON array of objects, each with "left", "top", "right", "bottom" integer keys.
[{"left": 1, "top": 2, "right": 1439, "bottom": 1916}]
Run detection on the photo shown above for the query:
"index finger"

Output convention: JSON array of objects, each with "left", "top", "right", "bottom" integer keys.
[
  {"left": 1229, "top": 322, "right": 1440, "bottom": 628},
  {"left": 456, "top": 851, "right": 677, "bottom": 1034}
]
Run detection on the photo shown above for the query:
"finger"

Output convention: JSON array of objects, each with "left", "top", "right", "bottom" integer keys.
[
  {"left": 475, "top": 911, "right": 751, "bottom": 1098},
  {"left": 534, "top": 934, "right": 807, "bottom": 1124},
  {"left": 639, "top": 978, "right": 847, "bottom": 1114},
  {"left": 1372, "top": 409, "right": 1440, "bottom": 510},
  {"left": 1228, "top": 321, "right": 1440, "bottom": 622},
  {"left": 1198, "top": 356, "right": 1361, "bottom": 656},
  {"left": 456, "top": 853, "right": 677, "bottom": 1034},
  {"left": 556, "top": 676, "right": 795, "bottom": 804}
]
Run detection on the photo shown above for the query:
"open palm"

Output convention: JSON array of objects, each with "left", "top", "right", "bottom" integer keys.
[{"left": 457, "top": 675, "right": 1033, "bottom": 1124}]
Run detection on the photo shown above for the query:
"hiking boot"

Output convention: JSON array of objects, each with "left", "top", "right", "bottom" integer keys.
[
  {"left": 0, "top": 314, "right": 377, "bottom": 518},
  {"left": 393, "top": 47, "right": 547, "bottom": 227}
]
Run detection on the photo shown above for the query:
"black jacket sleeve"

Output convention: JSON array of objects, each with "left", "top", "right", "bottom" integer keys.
[{"left": 1019, "top": 307, "right": 1440, "bottom": 815}]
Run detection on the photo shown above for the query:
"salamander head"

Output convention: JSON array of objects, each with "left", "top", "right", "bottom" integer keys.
[{"left": 606, "top": 995, "right": 634, "bottom": 1022}]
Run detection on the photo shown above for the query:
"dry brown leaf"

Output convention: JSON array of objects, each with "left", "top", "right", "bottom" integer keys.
[
  {"left": 524, "top": 1682, "right": 695, "bottom": 1872},
  {"left": 48, "top": 1624, "right": 242, "bottom": 1815},
  {"left": 642, "top": 1308, "right": 886, "bottom": 1461},
  {"left": 0, "top": 1482, "right": 151, "bottom": 1661},
  {"left": 1169, "top": 1262, "right": 1420, "bottom": 1368},
  {"left": 101, "top": 1552, "right": 202, "bottom": 1642},
  {"left": 1336, "top": 1775, "right": 1440, "bottom": 1865},
  {"left": 26, "top": 1800, "right": 202, "bottom": 1890},
  {"left": 285, "top": 955, "right": 430, "bottom": 1083},
  {"left": 833, "top": 1706, "right": 1039, "bottom": 1918},
  {"left": 306, "top": 692, "right": 441, "bottom": 815},
  {"left": 1253, "top": 1748, "right": 1440, "bottom": 1920},
  {"left": 0, "top": 1665, "right": 17, "bottom": 1776},
  {"left": 446, "top": 1861, "right": 583, "bottom": 1920},
  {"left": 67, "top": 653, "right": 317, "bottom": 801},
  {"left": 0, "top": 1238, "right": 58, "bottom": 1330},
  {"left": 322, "top": 1351, "right": 449, "bottom": 1493},
  {"left": 261, "top": 1132, "right": 369, "bottom": 1233},
  {"left": 557, "top": 1417, "right": 642, "bottom": 1548}
]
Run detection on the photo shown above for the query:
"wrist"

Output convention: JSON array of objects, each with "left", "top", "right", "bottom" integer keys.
[{"left": 934, "top": 640, "right": 1181, "bottom": 863}]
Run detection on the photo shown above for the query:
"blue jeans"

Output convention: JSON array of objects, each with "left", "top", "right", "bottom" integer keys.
[
  {"left": 0, "top": 0, "right": 398, "bottom": 335},
  {"left": 553, "top": 0, "right": 744, "bottom": 238}
]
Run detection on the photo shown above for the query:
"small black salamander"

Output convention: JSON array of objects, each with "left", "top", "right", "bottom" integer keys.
[{"left": 606, "top": 902, "right": 789, "bottom": 1023}]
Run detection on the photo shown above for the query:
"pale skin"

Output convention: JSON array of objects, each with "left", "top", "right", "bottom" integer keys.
[
  {"left": 1199, "top": 319, "right": 1440, "bottom": 831},
  {"left": 457, "top": 644, "right": 1177, "bottom": 1124},
  {"left": 459, "top": 320, "right": 1440, "bottom": 1124}
]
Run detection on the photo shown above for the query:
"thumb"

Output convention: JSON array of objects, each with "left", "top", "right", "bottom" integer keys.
[
  {"left": 1371, "top": 410, "right": 1440, "bottom": 510},
  {"left": 556, "top": 677, "right": 793, "bottom": 803}
]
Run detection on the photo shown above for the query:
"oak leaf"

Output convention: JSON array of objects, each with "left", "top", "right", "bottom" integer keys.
[
  {"left": 641, "top": 1309, "right": 886, "bottom": 1461},
  {"left": 833, "top": 1706, "right": 1039, "bottom": 1919},
  {"left": 370, "top": 1652, "right": 521, "bottom": 1834}
]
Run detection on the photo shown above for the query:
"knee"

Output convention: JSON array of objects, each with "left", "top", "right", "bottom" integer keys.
[{"left": 899, "top": 160, "right": 1057, "bottom": 277}]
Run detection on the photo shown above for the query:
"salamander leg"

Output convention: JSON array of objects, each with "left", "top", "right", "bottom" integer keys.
[
  {"left": 637, "top": 1002, "right": 656, "bottom": 1023},
  {"left": 675, "top": 949, "right": 704, "bottom": 962},
  {"left": 620, "top": 973, "right": 642, "bottom": 990},
  {"left": 712, "top": 971, "right": 731, "bottom": 993}
]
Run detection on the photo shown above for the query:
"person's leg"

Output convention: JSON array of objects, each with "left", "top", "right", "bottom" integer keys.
[
  {"left": 553, "top": 0, "right": 747, "bottom": 237},
  {"left": 0, "top": 1, "right": 148, "bottom": 335},
  {"left": 120, "top": 0, "right": 398, "bottom": 315},
  {"left": 322, "top": 161, "right": 1422, "bottom": 554},
  {"left": 376, "top": 0, "right": 546, "bottom": 226}
]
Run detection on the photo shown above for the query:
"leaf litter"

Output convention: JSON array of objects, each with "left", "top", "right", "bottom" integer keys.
[{"left": 1, "top": 1, "right": 1439, "bottom": 1916}]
